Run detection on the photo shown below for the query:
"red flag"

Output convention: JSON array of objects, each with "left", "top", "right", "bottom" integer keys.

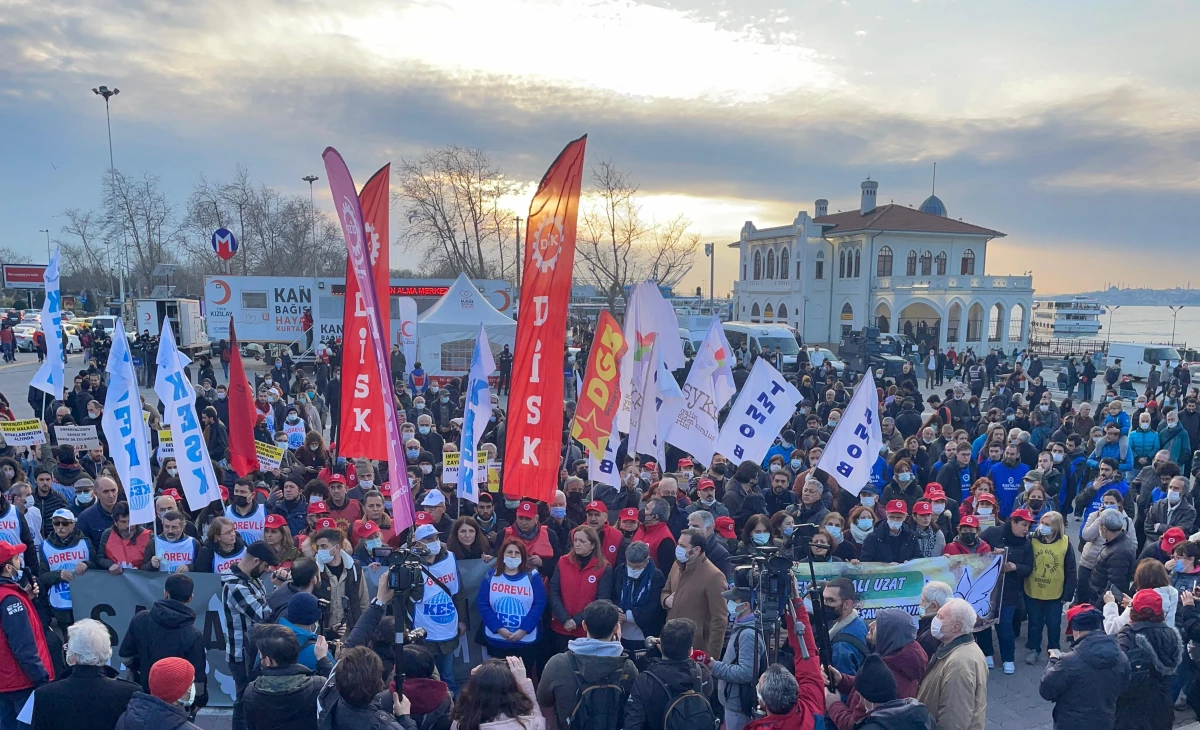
[
  {"left": 504, "top": 136, "right": 587, "bottom": 503},
  {"left": 338, "top": 165, "right": 392, "bottom": 460},
  {"left": 226, "top": 319, "right": 259, "bottom": 477},
  {"left": 570, "top": 310, "right": 627, "bottom": 456}
]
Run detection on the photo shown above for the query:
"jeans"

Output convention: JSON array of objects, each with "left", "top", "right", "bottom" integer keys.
[
  {"left": 1025, "top": 597, "right": 1063, "bottom": 652},
  {"left": 726, "top": 709, "right": 752, "bottom": 730},
  {"left": 433, "top": 649, "right": 459, "bottom": 696},
  {"left": 1082, "top": 381, "right": 1094, "bottom": 402},
  {"left": 230, "top": 657, "right": 250, "bottom": 730},
  {"left": 976, "top": 604, "right": 1017, "bottom": 662},
  {"left": 222, "top": 362, "right": 229, "bottom": 379},
  {"left": 0, "top": 688, "right": 32, "bottom": 730}
]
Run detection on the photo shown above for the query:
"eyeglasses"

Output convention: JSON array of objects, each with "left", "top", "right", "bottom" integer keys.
[{"left": 52, "top": 521, "right": 73, "bottom": 528}]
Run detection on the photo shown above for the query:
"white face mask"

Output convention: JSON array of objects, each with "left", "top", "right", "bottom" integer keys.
[
  {"left": 931, "top": 503, "right": 946, "bottom": 515},
  {"left": 727, "top": 600, "right": 743, "bottom": 617},
  {"left": 897, "top": 472, "right": 912, "bottom": 483},
  {"left": 1037, "top": 524, "right": 1053, "bottom": 536},
  {"left": 887, "top": 519, "right": 905, "bottom": 531},
  {"left": 1052, "top": 453, "right": 1064, "bottom": 463},
  {"left": 977, "top": 507, "right": 993, "bottom": 516},
  {"left": 425, "top": 541, "right": 442, "bottom": 556},
  {"left": 675, "top": 545, "right": 690, "bottom": 563},
  {"left": 861, "top": 496, "right": 876, "bottom": 508},
  {"left": 181, "top": 682, "right": 196, "bottom": 707},
  {"left": 930, "top": 616, "right": 944, "bottom": 640},
  {"left": 166, "top": 468, "right": 178, "bottom": 477},
  {"left": 1168, "top": 491, "right": 1182, "bottom": 504},
  {"left": 627, "top": 565, "right": 645, "bottom": 579},
  {"left": 315, "top": 549, "right": 333, "bottom": 564},
  {"left": 503, "top": 556, "right": 523, "bottom": 570}
]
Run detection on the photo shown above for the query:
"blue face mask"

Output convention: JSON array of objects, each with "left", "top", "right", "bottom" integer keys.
[
  {"left": 825, "top": 525, "right": 843, "bottom": 541},
  {"left": 365, "top": 538, "right": 383, "bottom": 552},
  {"left": 407, "top": 449, "right": 420, "bottom": 459},
  {"left": 1173, "top": 561, "right": 1186, "bottom": 574},
  {"left": 419, "top": 426, "right": 431, "bottom": 435},
  {"left": 752, "top": 533, "right": 770, "bottom": 546},
  {"left": 550, "top": 507, "right": 567, "bottom": 519}
]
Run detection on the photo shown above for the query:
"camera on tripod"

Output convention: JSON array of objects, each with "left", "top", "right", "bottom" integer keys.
[{"left": 373, "top": 544, "right": 431, "bottom": 593}]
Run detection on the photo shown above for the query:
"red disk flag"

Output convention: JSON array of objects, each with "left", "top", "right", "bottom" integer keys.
[
  {"left": 338, "top": 164, "right": 392, "bottom": 460},
  {"left": 504, "top": 136, "right": 587, "bottom": 503},
  {"left": 226, "top": 319, "right": 260, "bottom": 477}
]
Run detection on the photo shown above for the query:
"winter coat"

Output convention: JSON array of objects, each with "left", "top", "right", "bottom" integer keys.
[
  {"left": 243, "top": 661, "right": 333, "bottom": 730},
  {"left": 625, "top": 658, "right": 713, "bottom": 730},
  {"left": 31, "top": 664, "right": 139, "bottom": 730},
  {"left": 1115, "top": 621, "right": 1183, "bottom": 730},
  {"left": 710, "top": 620, "right": 767, "bottom": 714},
  {"left": 1103, "top": 586, "right": 1178, "bottom": 635},
  {"left": 118, "top": 598, "right": 206, "bottom": 695},
  {"left": 537, "top": 637, "right": 639, "bottom": 730},
  {"left": 859, "top": 521, "right": 921, "bottom": 564},
  {"left": 318, "top": 685, "right": 412, "bottom": 730},
  {"left": 115, "top": 692, "right": 203, "bottom": 730},
  {"left": 853, "top": 699, "right": 937, "bottom": 730},
  {"left": 1038, "top": 630, "right": 1130, "bottom": 730},
  {"left": 1089, "top": 532, "right": 1137, "bottom": 600},
  {"left": 827, "top": 608, "right": 928, "bottom": 730},
  {"left": 916, "top": 634, "right": 988, "bottom": 730},
  {"left": 980, "top": 523, "right": 1033, "bottom": 607},
  {"left": 1157, "top": 422, "right": 1192, "bottom": 466},
  {"left": 446, "top": 675, "right": 542, "bottom": 730},
  {"left": 1144, "top": 496, "right": 1196, "bottom": 542},
  {"left": 661, "top": 553, "right": 728, "bottom": 657},
  {"left": 1079, "top": 510, "right": 1136, "bottom": 569}
]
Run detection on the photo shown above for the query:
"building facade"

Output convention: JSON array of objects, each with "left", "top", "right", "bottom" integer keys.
[{"left": 730, "top": 179, "right": 1034, "bottom": 352}]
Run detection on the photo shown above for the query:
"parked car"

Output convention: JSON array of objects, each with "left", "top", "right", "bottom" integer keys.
[
  {"left": 15, "top": 324, "right": 81, "bottom": 353},
  {"left": 808, "top": 347, "right": 846, "bottom": 374}
]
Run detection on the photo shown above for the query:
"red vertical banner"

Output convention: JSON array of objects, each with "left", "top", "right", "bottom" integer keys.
[
  {"left": 338, "top": 165, "right": 392, "bottom": 460},
  {"left": 504, "top": 136, "right": 587, "bottom": 503},
  {"left": 226, "top": 320, "right": 260, "bottom": 477}
]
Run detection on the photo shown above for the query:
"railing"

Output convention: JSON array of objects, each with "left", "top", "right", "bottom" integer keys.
[{"left": 875, "top": 275, "right": 1034, "bottom": 291}]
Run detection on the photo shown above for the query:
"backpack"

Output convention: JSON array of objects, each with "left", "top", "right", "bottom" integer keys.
[
  {"left": 729, "top": 626, "right": 768, "bottom": 716},
  {"left": 647, "top": 664, "right": 718, "bottom": 730},
  {"left": 566, "top": 653, "right": 633, "bottom": 730},
  {"left": 831, "top": 632, "right": 869, "bottom": 673},
  {"left": 1124, "top": 630, "right": 1172, "bottom": 688}
]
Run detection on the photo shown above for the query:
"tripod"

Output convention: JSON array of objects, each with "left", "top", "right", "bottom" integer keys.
[{"left": 389, "top": 543, "right": 454, "bottom": 698}]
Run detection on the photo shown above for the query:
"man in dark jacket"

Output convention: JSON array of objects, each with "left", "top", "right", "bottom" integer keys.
[
  {"left": 980, "top": 510, "right": 1036, "bottom": 673},
  {"left": 624, "top": 618, "right": 713, "bottom": 730},
  {"left": 1039, "top": 604, "right": 1130, "bottom": 730},
  {"left": 118, "top": 574, "right": 207, "bottom": 705},
  {"left": 538, "top": 600, "right": 639, "bottom": 730},
  {"left": 265, "top": 557, "right": 320, "bottom": 622},
  {"left": 935, "top": 443, "right": 979, "bottom": 502},
  {"left": 1089, "top": 508, "right": 1137, "bottom": 600},
  {"left": 724, "top": 462, "right": 768, "bottom": 533},
  {"left": 894, "top": 399, "right": 923, "bottom": 438},
  {"left": 242, "top": 623, "right": 333, "bottom": 730},
  {"left": 834, "top": 653, "right": 936, "bottom": 730},
  {"left": 31, "top": 618, "right": 138, "bottom": 730},
  {"left": 859, "top": 501, "right": 921, "bottom": 564},
  {"left": 115, "top": 657, "right": 204, "bottom": 730}
]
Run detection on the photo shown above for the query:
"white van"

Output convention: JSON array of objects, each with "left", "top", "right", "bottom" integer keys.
[
  {"left": 721, "top": 322, "right": 803, "bottom": 372},
  {"left": 1106, "top": 343, "right": 1181, "bottom": 380}
]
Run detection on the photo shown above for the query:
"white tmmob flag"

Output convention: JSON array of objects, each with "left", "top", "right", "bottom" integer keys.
[
  {"left": 101, "top": 319, "right": 156, "bottom": 525},
  {"left": 589, "top": 421, "right": 623, "bottom": 490},
  {"left": 664, "top": 318, "right": 736, "bottom": 467},
  {"left": 458, "top": 325, "right": 495, "bottom": 504},
  {"left": 154, "top": 321, "right": 221, "bottom": 510},
  {"left": 714, "top": 358, "right": 802, "bottom": 466},
  {"left": 815, "top": 370, "right": 883, "bottom": 496}
]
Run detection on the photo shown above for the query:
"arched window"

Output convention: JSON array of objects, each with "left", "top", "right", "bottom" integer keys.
[
  {"left": 753, "top": 250, "right": 761, "bottom": 280},
  {"left": 906, "top": 250, "right": 917, "bottom": 276},
  {"left": 920, "top": 251, "right": 933, "bottom": 276},
  {"left": 839, "top": 250, "right": 846, "bottom": 278},
  {"left": 780, "top": 249, "right": 790, "bottom": 280},
  {"left": 814, "top": 250, "right": 824, "bottom": 279},
  {"left": 778, "top": 303, "right": 788, "bottom": 320},
  {"left": 935, "top": 251, "right": 947, "bottom": 276},
  {"left": 750, "top": 302, "right": 761, "bottom": 322},
  {"left": 766, "top": 249, "right": 776, "bottom": 279},
  {"left": 841, "top": 303, "right": 854, "bottom": 320},
  {"left": 961, "top": 249, "right": 976, "bottom": 275},
  {"left": 876, "top": 246, "right": 893, "bottom": 277},
  {"left": 853, "top": 249, "right": 861, "bottom": 278},
  {"left": 764, "top": 303, "right": 775, "bottom": 320}
]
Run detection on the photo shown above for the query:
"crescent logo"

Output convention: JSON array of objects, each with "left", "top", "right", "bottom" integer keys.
[
  {"left": 212, "top": 280, "right": 231, "bottom": 305},
  {"left": 493, "top": 290, "right": 512, "bottom": 312},
  {"left": 142, "top": 311, "right": 151, "bottom": 321},
  {"left": 400, "top": 321, "right": 415, "bottom": 337}
]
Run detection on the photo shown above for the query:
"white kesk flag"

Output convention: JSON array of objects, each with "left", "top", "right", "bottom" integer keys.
[
  {"left": 664, "top": 318, "right": 736, "bottom": 466},
  {"left": 154, "top": 321, "right": 221, "bottom": 510},
  {"left": 458, "top": 326, "right": 495, "bottom": 504},
  {"left": 30, "top": 248, "right": 64, "bottom": 399},
  {"left": 101, "top": 319, "right": 155, "bottom": 525},
  {"left": 714, "top": 358, "right": 802, "bottom": 465},
  {"left": 815, "top": 370, "right": 883, "bottom": 496},
  {"left": 589, "top": 422, "right": 623, "bottom": 490}
]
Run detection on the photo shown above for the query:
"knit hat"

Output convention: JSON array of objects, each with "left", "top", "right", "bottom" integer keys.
[
  {"left": 1066, "top": 604, "right": 1103, "bottom": 633},
  {"left": 288, "top": 592, "right": 322, "bottom": 626},
  {"left": 1132, "top": 589, "right": 1166, "bottom": 622},
  {"left": 149, "top": 657, "right": 195, "bottom": 704},
  {"left": 853, "top": 654, "right": 897, "bottom": 704}
]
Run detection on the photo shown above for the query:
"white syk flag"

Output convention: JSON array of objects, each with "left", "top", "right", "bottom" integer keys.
[
  {"left": 620, "top": 281, "right": 684, "bottom": 461},
  {"left": 714, "top": 358, "right": 802, "bottom": 465},
  {"left": 815, "top": 370, "right": 883, "bottom": 496},
  {"left": 664, "top": 318, "right": 736, "bottom": 466},
  {"left": 101, "top": 320, "right": 155, "bottom": 525},
  {"left": 154, "top": 321, "right": 221, "bottom": 510},
  {"left": 30, "top": 248, "right": 64, "bottom": 399},
  {"left": 458, "top": 325, "right": 495, "bottom": 504}
]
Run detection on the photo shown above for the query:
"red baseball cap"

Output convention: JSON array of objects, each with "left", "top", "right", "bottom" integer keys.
[
  {"left": 328, "top": 474, "right": 347, "bottom": 485},
  {"left": 585, "top": 500, "right": 608, "bottom": 514},
  {"left": 697, "top": 478, "right": 715, "bottom": 491},
  {"left": 619, "top": 507, "right": 640, "bottom": 522},
  {"left": 264, "top": 514, "right": 287, "bottom": 530},
  {"left": 913, "top": 500, "right": 933, "bottom": 516},
  {"left": 643, "top": 462, "right": 657, "bottom": 472},
  {"left": 378, "top": 482, "right": 393, "bottom": 498},
  {"left": 415, "top": 511, "right": 433, "bottom": 526},
  {"left": 354, "top": 520, "right": 380, "bottom": 539},
  {"left": 307, "top": 500, "right": 329, "bottom": 515},
  {"left": 976, "top": 493, "right": 997, "bottom": 505},
  {"left": 677, "top": 458, "right": 694, "bottom": 469},
  {"left": 1133, "top": 588, "right": 1165, "bottom": 620},
  {"left": 924, "top": 485, "right": 946, "bottom": 500},
  {"left": 1010, "top": 508, "right": 1035, "bottom": 523},
  {"left": 313, "top": 517, "right": 338, "bottom": 531},
  {"left": 1161, "top": 527, "right": 1187, "bottom": 553},
  {"left": 0, "top": 542, "right": 22, "bottom": 565},
  {"left": 162, "top": 488, "right": 182, "bottom": 501},
  {"left": 1066, "top": 603, "right": 1097, "bottom": 629},
  {"left": 959, "top": 515, "right": 981, "bottom": 529},
  {"left": 885, "top": 499, "right": 908, "bottom": 515},
  {"left": 715, "top": 516, "right": 736, "bottom": 539},
  {"left": 516, "top": 501, "right": 538, "bottom": 518}
]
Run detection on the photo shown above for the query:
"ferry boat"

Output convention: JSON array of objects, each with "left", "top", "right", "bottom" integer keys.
[{"left": 1031, "top": 296, "right": 1103, "bottom": 338}]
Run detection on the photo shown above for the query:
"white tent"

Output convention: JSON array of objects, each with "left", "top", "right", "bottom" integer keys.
[{"left": 417, "top": 273, "right": 516, "bottom": 382}]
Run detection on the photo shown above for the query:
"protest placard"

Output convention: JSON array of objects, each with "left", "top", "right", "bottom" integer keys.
[
  {"left": 158, "top": 429, "right": 174, "bottom": 457},
  {"left": 0, "top": 419, "right": 44, "bottom": 447},
  {"left": 255, "top": 441, "right": 284, "bottom": 472},
  {"left": 53, "top": 424, "right": 100, "bottom": 450}
]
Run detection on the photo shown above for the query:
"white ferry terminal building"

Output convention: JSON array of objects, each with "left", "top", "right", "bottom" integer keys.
[{"left": 730, "top": 179, "right": 1034, "bottom": 352}]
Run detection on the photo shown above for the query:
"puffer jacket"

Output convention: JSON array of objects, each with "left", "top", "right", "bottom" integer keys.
[
  {"left": 981, "top": 522, "right": 1034, "bottom": 608},
  {"left": 115, "top": 692, "right": 202, "bottom": 730},
  {"left": 1038, "top": 630, "right": 1130, "bottom": 730},
  {"left": 243, "top": 662, "right": 332, "bottom": 730},
  {"left": 1089, "top": 532, "right": 1137, "bottom": 601},
  {"left": 1115, "top": 620, "right": 1182, "bottom": 730},
  {"left": 827, "top": 608, "right": 928, "bottom": 730},
  {"left": 1080, "top": 510, "right": 1136, "bottom": 569},
  {"left": 1102, "top": 586, "right": 1179, "bottom": 634},
  {"left": 853, "top": 699, "right": 937, "bottom": 730},
  {"left": 625, "top": 658, "right": 712, "bottom": 730}
]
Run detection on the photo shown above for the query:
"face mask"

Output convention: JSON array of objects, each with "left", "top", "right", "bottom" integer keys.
[
  {"left": 923, "top": 437, "right": 934, "bottom": 444},
  {"left": 752, "top": 532, "right": 770, "bottom": 545},
  {"left": 264, "top": 378, "right": 273, "bottom": 386},
  {"left": 88, "top": 412, "right": 100, "bottom": 420},
  {"left": 790, "top": 459, "right": 803, "bottom": 469},
  {"left": 274, "top": 361, "right": 282, "bottom": 368},
  {"left": 287, "top": 415, "right": 299, "bottom": 423},
  {"left": 1052, "top": 453, "right": 1064, "bottom": 463},
  {"left": 930, "top": 616, "right": 944, "bottom": 639},
  {"left": 675, "top": 545, "right": 690, "bottom": 563},
  {"left": 977, "top": 506, "right": 993, "bottom": 516},
  {"left": 898, "top": 472, "right": 912, "bottom": 483},
  {"left": 825, "top": 525, "right": 843, "bottom": 541},
  {"left": 727, "top": 600, "right": 742, "bottom": 617},
  {"left": 1103, "top": 503, "right": 1119, "bottom": 511},
  {"left": 1107, "top": 396, "right": 1114, "bottom": 403},
  {"left": 711, "top": 464, "right": 726, "bottom": 477},
  {"left": 309, "top": 495, "right": 323, "bottom": 504},
  {"left": 1036, "top": 524, "right": 1052, "bottom": 537},
  {"left": 76, "top": 492, "right": 94, "bottom": 505},
  {"left": 440, "top": 396, "right": 449, "bottom": 403},
  {"left": 1007, "top": 415, "right": 1015, "bottom": 421},
  {"left": 960, "top": 533, "right": 979, "bottom": 547},
  {"left": 701, "top": 496, "right": 715, "bottom": 506},
  {"left": 550, "top": 507, "right": 567, "bottom": 519},
  {"left": 861, "top": 496, "right": 876, "bottom": 508},
  {"left": 216, "top": 391, "right": 227, "bottom": 400},
  {"left": 1040, "top": 405, "right": 1049, "bottom": 412},
  {"left": 418, "top": 426, "right": 431, "bottom": 435},
  {"left": 504, "top": 556, "right": 523, "bottom": 570},
  {"left": 402, "top": 433, "right": 415, "bottom": 442},
  {"left": 425, "top": 541, "right": 442, "bottom": 556},
  {"left": 1028, "top": 499, "right": 1044, "bottom": 510},
  {"left": 783, "top": 526, "right": 795, "bottom": 536},
  {"left": 828, "top": 420, "right": 839, "bottom": 428},
  {"left": 315, "top": 549, "right": 333, "bottom": 564},
  {"left": 769, "top": 464, "right": 781, "bottom": 473},
  {"left": 233, "top": 495, "right": 249, "bottom": 508},
  {"left": 1168, "top": 491, "right": 1182, "bottom": 504},
  {"left": 640, "top": 472, "right": 652, "bottom": 482},
  {"left": 1169, "top": 420, "right": 1179, "bottom": 428},
  {"left": 505, "top": 499, "right": 520, "bottom": 509},
  {"left": 856, "top": 518, "right": 873, "bottom": 530},
  {"left": 887, "top": 519, "right": 905, "bottom": 531},
  {"left": 420, "top": 465, "right": 433, "bottom": 475},
  {"left": 407, "top": 449, "right": 420, "bottom": 459},
  {"left": 626, "top": 565, "right": 645, "bottom": 579},
  {"left": 267, "top": 395, "right": 277, "bottom": 404},
  {"left": 365, "top": 538, "right": 383, "bottom": 552},
  {"left": 415, "top": 404, "right": 425, "bottom": 411},
  {"left": 180, "top": 682, "right": 196, "bottom": 707}
]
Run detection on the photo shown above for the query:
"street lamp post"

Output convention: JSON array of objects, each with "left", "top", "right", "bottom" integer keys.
[
  {"left": 514, "top": 217, "right": 523, "bottom": 288},
  {"left": 1106, "top": 305, "right": 1120, "bottom": 344},
  {"left": 38, "top": 229, "right": 50, "bottom": 259},
  {"left": 703, "top": 242, "right": 714, "bottom": 310},
  {"left": 302, "top": 175, "right": 319, "bottom": 277},
  {"left": 92, "top": 85, "right": 125, "bottom": 316},
  {"left": 1170, "top": 306, "right": 1185, "bottom": 345}
]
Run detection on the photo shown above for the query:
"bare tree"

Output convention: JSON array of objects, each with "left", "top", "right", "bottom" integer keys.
[
  {"left": 0, "top": 246, "right": 31, "bottom": 264},
  {"left": 393, "top": 146, "right": 516, "bottom": 279},
  {"left": 102, "top": 170, "right": 184, "bottom": 295},
  {"left": 576, "top": 160, "right": 699, "bottom": 312}
]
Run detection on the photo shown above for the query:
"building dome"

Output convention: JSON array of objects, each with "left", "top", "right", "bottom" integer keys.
[{"left": 919, "top": 194, "right": 947, "bottom": 217}]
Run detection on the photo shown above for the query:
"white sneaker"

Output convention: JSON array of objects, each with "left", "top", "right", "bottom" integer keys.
[
  {"left": 986, "top": 656, "right": 994, "bottom": 669},
  {"left": 1003, "top": 662, "right": 1015, "bottom": 675}
]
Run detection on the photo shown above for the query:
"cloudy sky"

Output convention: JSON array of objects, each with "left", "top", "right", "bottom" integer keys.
[{"left": 2, "top": 0, "right": 1198, "bottom": 295}]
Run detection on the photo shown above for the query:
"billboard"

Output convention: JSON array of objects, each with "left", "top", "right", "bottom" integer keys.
[
  {"left": 204, "top": 275, "right": 514, "bottom": 343},
  {"left": 2, "top": 264, "right": 48, "bottom": 290}
]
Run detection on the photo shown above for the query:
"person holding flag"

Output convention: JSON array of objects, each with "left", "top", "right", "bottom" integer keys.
[
  {"left": 459, "top": 326, "right": 495, "bottom": 505},
  {"left": 154, "top": 321, "right": 222, "bottom": 515},
  {"left": 29, "top": 248, "right": 64, "bottom": 405},
  {"left": 100, "top": 318, "right": 156, "bottom": 528}
]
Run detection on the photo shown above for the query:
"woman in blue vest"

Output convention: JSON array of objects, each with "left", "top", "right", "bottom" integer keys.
[{"left": 478, "top": 538, "right": 546, "bottom": 668}]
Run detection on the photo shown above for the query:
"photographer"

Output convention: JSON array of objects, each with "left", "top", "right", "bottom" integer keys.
[
  {"left": 708, "top": 587, "right": 767, "bottom": 730},
  {"left": 741, "top": 594, "right": 825, "bottom": 730},
  {"left": 624, "top": 618, "right": 714, "bottom": 730}
]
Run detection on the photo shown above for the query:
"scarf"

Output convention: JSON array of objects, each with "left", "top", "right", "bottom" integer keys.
[
  {"left": 619, "top": 562, "right": 656, "bottom": 612},
  {"left": 913, "top": 525, "right": 939, "bottom": 558},
  {"left": 850, "top": 523, "right": 872, "bottom": 544}
]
